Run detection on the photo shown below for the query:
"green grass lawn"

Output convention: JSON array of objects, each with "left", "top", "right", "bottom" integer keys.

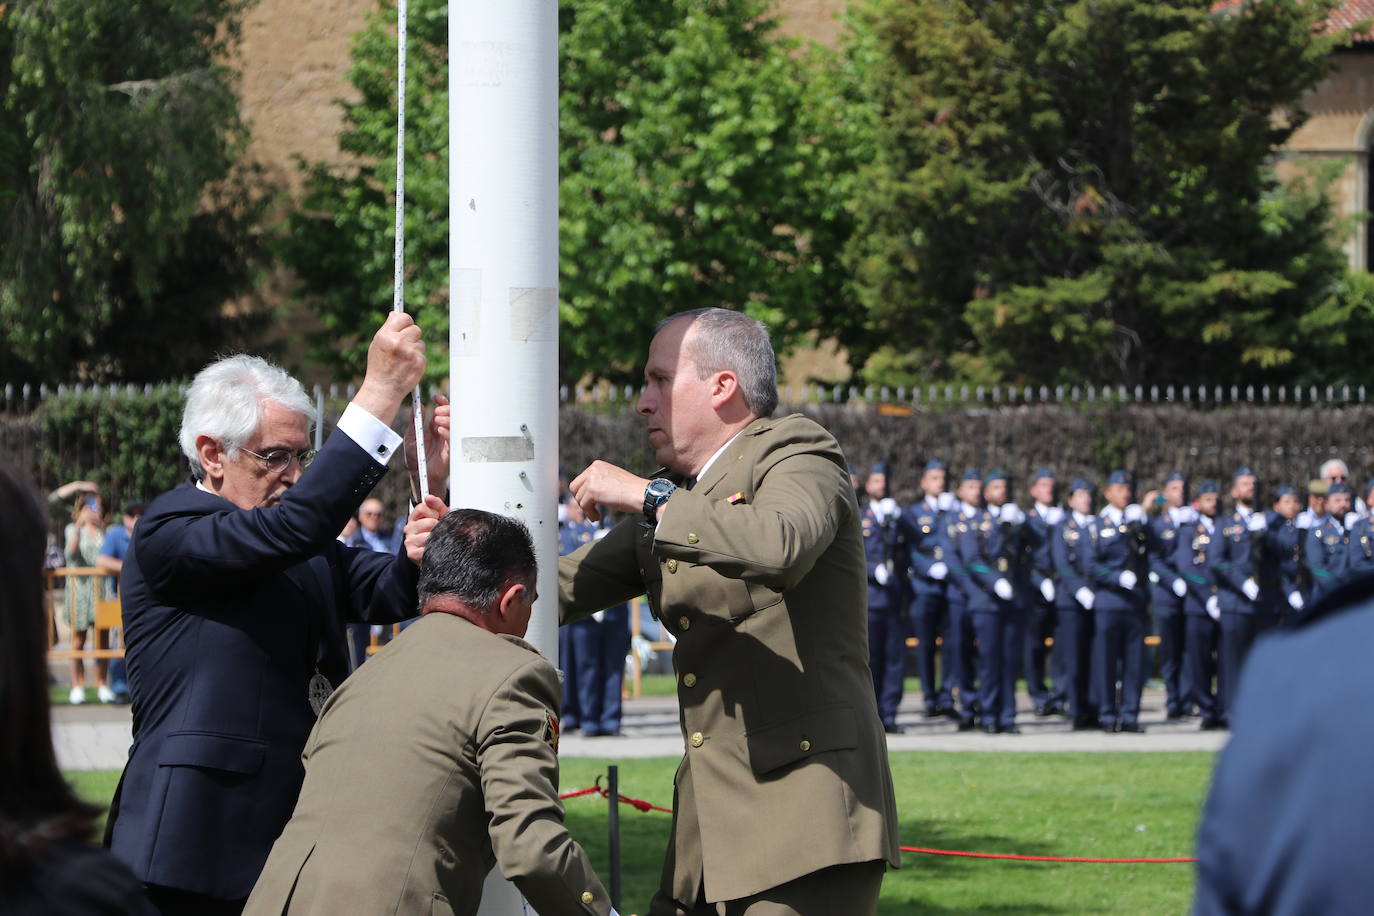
[{"left": 70, "top": 753, "right": 1211, "bottom": 914}]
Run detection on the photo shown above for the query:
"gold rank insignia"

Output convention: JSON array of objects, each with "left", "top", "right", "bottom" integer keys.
[
  {"left": 727, "top": 492, "right": 746, "bottom": 505},
  {"left": 997, "top": 558, "right": 1009, "bottom": 572},
  {"left": 922, "top": 526, "right": 932, "bottom": 534},
  {"left": 544, "top": 712, "right": 560, "bottom": 753}
]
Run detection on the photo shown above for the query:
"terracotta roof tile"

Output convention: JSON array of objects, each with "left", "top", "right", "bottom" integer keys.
[{"left": 1212, "top": 0, "right": 1374, "bottom": 44}]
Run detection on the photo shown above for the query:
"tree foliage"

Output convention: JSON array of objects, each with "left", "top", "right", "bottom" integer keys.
[
  {"left": 845, "top": 0, "right": 1354, "bottom": 387},
  {"left": 282, "top": 0, "right": 860, "bottom": 386},
  {"left": 0, "top": 0, "right": 271, "bottom": 385}
]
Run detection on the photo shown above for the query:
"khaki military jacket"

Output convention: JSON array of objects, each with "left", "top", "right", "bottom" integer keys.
[
  {"left": 244, "top": 613, "right": 610, "bottom": 916},
  {"left": 559, "top": 413, "right": 901, "bottom": 904}
]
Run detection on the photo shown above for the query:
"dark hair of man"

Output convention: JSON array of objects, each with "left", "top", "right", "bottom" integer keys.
[
  {"left": 656, "top": 307, "right": 779, "bottom": 418},
  {"left": 0, "top": 462, "right": 101, "bottom": 871},
  {"left": 416, "top": 509, "right": 537, "bottom": 613}
]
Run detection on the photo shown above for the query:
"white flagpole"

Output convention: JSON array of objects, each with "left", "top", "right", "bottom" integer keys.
[{"left": 450, "top": 4, "right": 559, "bottom": 911}]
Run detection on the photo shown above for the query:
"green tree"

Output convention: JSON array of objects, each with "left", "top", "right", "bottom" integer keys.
[
  {"left": 283, "top": 0, "right": 860, "bottom": 386},
  {"left": 0, "top": 0, "right": 270, "bottom": 385},
  {"left": 845, "top": 0, "right": 1353, "bottom": 388}
]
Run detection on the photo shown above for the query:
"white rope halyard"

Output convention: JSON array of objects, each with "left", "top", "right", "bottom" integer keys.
[{"left": 393, "top": 0, "right": 429, "bottom": 499}]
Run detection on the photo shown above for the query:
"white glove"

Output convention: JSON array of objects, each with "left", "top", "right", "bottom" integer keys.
[
  {"left": 1296, "top": 513, "right": 1314, "bottom": 530},
  {"left": 1289, "top": 590, "right": 1305, "bottom": 611},
  {"left": 1124, "top": 504, "right": 1145, "bottom": 523},
  {"left": 1247, "top": 512, "right": 1267, "bottom": 533},
  {"left": 592, "top": 609, "right": 606, "bottom": 623},
  {"left": 1000, "top": 504, "right": 1026, "bottom": 525},
  {"left": 879, "top": 497, "right": 898, "bottom": 519},
  {"left": 874, "top": 563, "right": 890, "bottom": 586},
  {"left": 994, "top": 578, "right": 1014, "bottom": 601},
  {"left": 1044, "top": 506, "right": 1065, "bottom": 526},
  {"left": 1177, "top": 506, "right": 1199, "bottom": 525},
  {"left": 1172, "top": 577, "right": 1188, "bottom": 598},
  {"left": 1119, "top": 570, "right": 1137, "bottom": 590},
  {"left": 928, "top": 561, "right": 948, "bottom": 581},
  {"left": 1242, "top": 578, "right": 1259, "bottom": 602},
  {"left": 1347, "top": 512, "right": 1362, "bottom": 530},
  {"left": 1206, "top": 595, "right": 1220, "bottom": 620},
  {"left": 936, "top": 492, "right": 955, "bottom": 512},
  {"left": 1075, "top": 587, "right": 1094, "bottom": 610},
  {"left": 1040, "top": 578, "right": 1055, "bottom": 602}
]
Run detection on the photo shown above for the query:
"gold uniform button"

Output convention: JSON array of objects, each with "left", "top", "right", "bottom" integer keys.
[
  {"left": 687, "top": 532, "right": 699, "bottom": 544},
  {"left": 679, "top": 616, "right": 691, "bottom": 630},
  {"left": 581, "top": 890, "right": 594, "bottom": 904},
  {"left": 799, "top": 739, "right": 811, "bottom": 752},
  {"left": 666, "top": 558, "right": 679, "bottom": 573},
  {"left": 683, "top": 673, "right": 697, "bottom": 687},
  {"left": 690, "top": 732, "right": 704, "bottom": 747}
]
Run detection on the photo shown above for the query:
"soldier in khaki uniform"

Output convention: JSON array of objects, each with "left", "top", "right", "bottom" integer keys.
[
  {"left": 562, "top": 308, "right": 901, "bottom": 916},
  {"left": 245, "top": 509, "right": 615, "bottom": 916}
]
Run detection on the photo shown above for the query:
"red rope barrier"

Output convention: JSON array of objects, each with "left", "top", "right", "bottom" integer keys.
[
  {"left": 899, "top": 846, "right": 1194, "bottom": 864},
  {"left": 558, "top": 786, "right": 1197, "bottom": 863}
]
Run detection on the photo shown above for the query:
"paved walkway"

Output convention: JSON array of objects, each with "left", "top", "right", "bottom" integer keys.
[{"left": 53, "top": 687, "right": 1227, "bottom": 771}]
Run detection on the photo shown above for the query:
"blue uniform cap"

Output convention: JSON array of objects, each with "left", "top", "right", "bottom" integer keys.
[
  {"left": 1030, "top": 467, "right": 1055, "bottom": 483},
  {"left": 985, "top": 468, "right": 1008, "bottom": 483},
  {"left": 923, "top": 459, "right": 947, "bottom": 473},
  {"left": 1274, "top": 484, "right": 1297, "bottom": 500},
  {"left": 1364, "top": 478, "right": 1374, "bottom": 499},
  {"left": 1327, "top": 481, "right": 1351, "bottom": 496},
  {"left": 1165, "top": 470, "right": 1187, "bottom": 484},
  {"left": 1233, "top": 465, "right": 1255, "bottom": 480},
  {"left": 870, "top": 461, "right": 890, "bottom": 477},
  {"left": 1068, "top": 477, "right": 1094, "bottom": 495},
  {"left": 1106, "top": 469, "right": 1132, "bottom": 486},
  {"left": 962, "top": 468, "right": 983, "bottom": 482},
  {"left": 1198, "top": 480, "right": 1220, "bottom": 495}
]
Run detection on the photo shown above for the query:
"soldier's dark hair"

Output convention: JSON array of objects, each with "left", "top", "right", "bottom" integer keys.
[
  {"left": 0, "top": 461, "right": 102, "bottom": 866},
  {"left": 656, "top": 308, "right": 778, "bottom": 418},
  {"left": 417, "top": 509, "right": 537, "bottom": 614}
]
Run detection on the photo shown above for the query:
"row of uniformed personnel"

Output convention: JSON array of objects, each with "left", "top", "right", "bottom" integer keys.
[{"left": 858, "top": 461, "right": 1374, "bottom": 733}]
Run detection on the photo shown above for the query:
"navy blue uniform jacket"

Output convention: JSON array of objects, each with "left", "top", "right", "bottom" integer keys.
[
  {"left": 107, "top": 431, "right": 419, "bottom": 899},
  {"left": 1194, "top": 576, "right": 1374, "bottom": 914}
]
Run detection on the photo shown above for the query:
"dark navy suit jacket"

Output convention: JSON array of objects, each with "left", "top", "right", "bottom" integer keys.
[
  {"left": 1194, "top": 576, "right": 1374, "bottom": 914},
  {"left": 107, "top": 431, "right": 419, "bottom": 899}
]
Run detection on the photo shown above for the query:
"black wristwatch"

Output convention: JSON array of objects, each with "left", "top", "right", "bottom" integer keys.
[{"left": 643, "top": 478, "right": 678, "bottom": 524}]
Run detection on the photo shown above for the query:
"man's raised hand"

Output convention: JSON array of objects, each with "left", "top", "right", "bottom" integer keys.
[
  {"left": 404, "top": 495, "right": 448, "bottom": 565},
  {"left": 354, "top": 312, "right": 427, "bottom": 423},
  {"left": 569, "top": 461, "right": 650, "bottom": 524}
]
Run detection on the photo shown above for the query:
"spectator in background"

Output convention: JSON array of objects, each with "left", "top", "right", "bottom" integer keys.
[
  {"left": 0, "top": 461, "right": 155, "bottom": 915},
  {"left": 345, "top": 497, "right": 404, "bottom": 668},
  {"left": 64, "top": 494, "right": 112, "bottom": 705},
  {"left": 95, "top": 501, "right": 145, "bottom": 705}
]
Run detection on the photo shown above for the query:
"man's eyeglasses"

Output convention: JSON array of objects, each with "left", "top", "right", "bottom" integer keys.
[{"left": 240, "top": 447, "right": 317, "bottom": 473}]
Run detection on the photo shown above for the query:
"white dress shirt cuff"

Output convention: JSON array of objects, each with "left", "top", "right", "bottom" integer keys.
[{"left": 338, "top": 403, "right": 404, "bottom": 466}]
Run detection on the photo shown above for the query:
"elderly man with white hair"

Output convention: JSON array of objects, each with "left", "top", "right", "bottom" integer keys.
[{"left": 105, "top": 314, "right": 449, "bottom": 916}]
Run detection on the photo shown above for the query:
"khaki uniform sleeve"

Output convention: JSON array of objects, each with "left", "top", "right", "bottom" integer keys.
[
  {"left": 654, "top": 441, "right": 850, "bottom": 590},
  {"left": 559, "top": 516, "right": 645, "bottom": 624},
  {"left": 478, "top": 657, "right": 612, "bottom": 915}
]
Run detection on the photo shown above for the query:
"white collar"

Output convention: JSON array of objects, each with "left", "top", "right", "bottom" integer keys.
[
  {"left": 1036, "top": 502, "right": 1053, "bottom": 517},
  {"left": 1101, "top": 505, "right": 1123, "bottom": 523},
  {"left": 961, "top": 501, "right": 980, "bottom": 517},
  {"left": 925, "top": 495, "right": 940, "bottom": 510},
  {"left": 1168, "top": 507, "right": 1186, "bottom": 524},
  {"left": 1073, "top": 511, "right": 1093, "bottom": 526},
  {"left": 1200, "top": 515, "right": 1215, "bottom": 533},
  {"left": 694, "top": 430, "right": 746, "bottom": 484}
]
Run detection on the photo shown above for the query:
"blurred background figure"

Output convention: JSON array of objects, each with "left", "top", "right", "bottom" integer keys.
[
  {"left": 95, "top": 500, "right": 145, "bottom": 705},
  {"left": 344, "top": 497, "right": 404, "bottom": 668},
  {"left": 558, "top": 497, "right": 629, "bottom": 736},
  {"left": 64, "top": 492, "right": 113, "bottom": 704},
  {"left": 0, "top": 461, "right": 155, "bottom": 914}
]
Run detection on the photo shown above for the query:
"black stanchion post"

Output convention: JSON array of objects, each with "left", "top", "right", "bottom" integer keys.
[{"left": 608, "top": 765, "right": 621, "bottom": 911}]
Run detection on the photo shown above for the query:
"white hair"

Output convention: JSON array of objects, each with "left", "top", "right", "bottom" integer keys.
[
  {"left": 1320, "top": 458, "right": 1349, "bottom": 479},
  {"left": 179, "top": 355, "right": 315, "bottom": 480}
]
